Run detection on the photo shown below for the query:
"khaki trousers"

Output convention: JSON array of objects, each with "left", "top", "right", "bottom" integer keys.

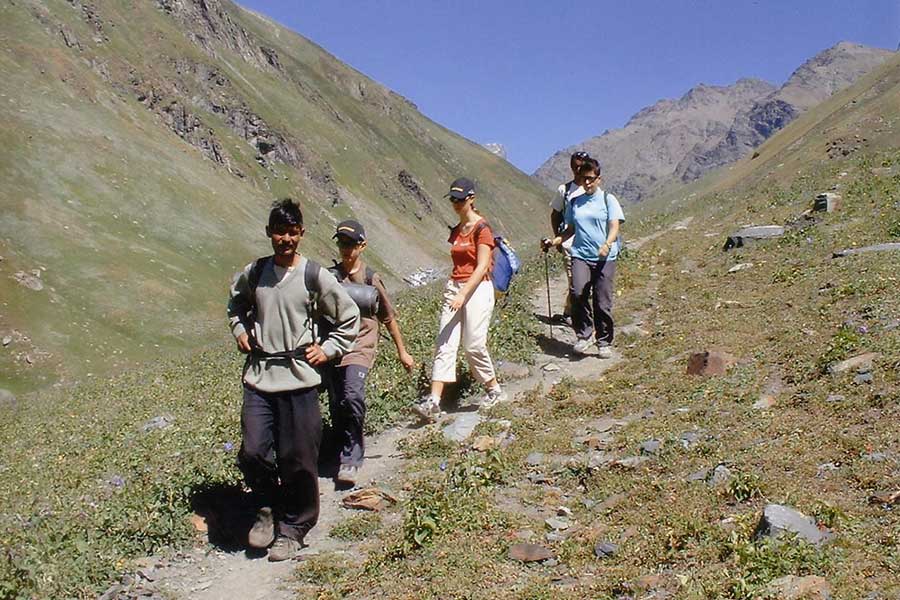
[{"left": 432, "top": 279, "right": 496, "bottom": 384}]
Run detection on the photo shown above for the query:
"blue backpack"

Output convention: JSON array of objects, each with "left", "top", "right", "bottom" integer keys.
[{"left": 474, "top": 222, "right": 521, "bottom": 293}]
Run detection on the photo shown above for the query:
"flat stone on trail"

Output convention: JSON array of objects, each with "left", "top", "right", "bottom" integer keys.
[
  {"left": 13, "top": 271, "right": 43, "bottom": 291},
  {"left": 442, "top": 412, "right": 482, "bottom": 442},
  {"left": 686, "top": 468, "right": 709, "bottom": 482},
  {"left": 497, "top": 361, "right": 530, "bottom": 380},
  {"left": 541, "top": 362, "right": 561, "bottom": 372},
  {"left": 588, "top": 417, "right": 618, "bottom": 433},
  {"left": 508, "top": 543, "right": 554, "bottom": 563},
  {"left": 755, "top": 504, "right": 833, "bottom": 546},
  {"left": 765, "top": 575, "right": 832, "bottom": 599},
  {"left": 828, "top": 352, "right": 879, "bottom": 374}
]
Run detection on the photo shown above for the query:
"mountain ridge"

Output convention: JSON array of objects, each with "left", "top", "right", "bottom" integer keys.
[{"left": 533, "top": 42, "right": 894, "bottom": 200}]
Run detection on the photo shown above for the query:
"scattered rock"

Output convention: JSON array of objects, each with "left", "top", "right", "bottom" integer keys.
[
  {"left": 1, "top": 336, "right": 10, "bottom": 346},
  {"left": 686, "top": 468, "right": 710, "bottom": 482},
  {"left": 545, "top": 517, "right": 570, "bottom": 531},
  {"left": 141, "top": 415, "right": 174, "bottom": 432},
  {"left": 526, "top": 452, "right": 544, "bottom": 466},
  {"left": 827, "top": 352, "right": 879, "bottom": 375},
  {"left": 541, "top": 362, "right": 561, "bottom": 372},
  {"left": 679, "top": 431, "right": 704, "bottom": 449},
  {"left": 442, "top": 412, "right": 482, "bottom": 442},
  {"left": 868, "top": 490, "right": 900, "bottom": 506},
  {"left": 754, "top": 395, "right": 777, "bottom": 410},
  {"left": 587, "top": 417, "right": 618, "bottom": 433},
  {"left": 861, "top": 452, "right": 890, "bottom": 463},
  {"left": 508, "top": 543, "right": 553, "bottom": 563},
  {"left": 98, "top": 583, "right": 124, "bottom": 600},
  {"left": 853, "top": 371, "right": 874, "bottom": 385},
  {"left": 593, "top": 541, "right": 618, "bottom": 559},
  {"left": 727, "top": 262, "right": 754, "bottom": 273},
  {"left": 580, "top": 431, "right": 615, "bottom": 449},
  {"left": 497, "top": 361, "right": 530, "bottom": 380},
  {"left": 723, "top": 225, "right": 785, "bottom": 250},
  {"left": 825, "top": 394, "right": 845, "bottom": 403},
  {"left": 13, "top": 271, "right": 43, "bottom": 291},
  {"left": 686, "top": 351, "right": 735, "bottom": 376},
  {"left": 708, "top": 464, "right": 733, "bottom": 487},
  {"left": 816, "top": 463, "right": 839, "bottom": 478},
  {"left": 765, "top": 575, "right": 832, "bottom": 599},
  {"left": 832, "top": 243, "right": 900, "bottom": 258},
  {"left": 614, "top": 456, "right": 650, "bottom": 469},
  {"left": 813, "top": 192, "right": 841, "bottom": 213},
  {"left": 556, "top": 506, "right": 573, "bottom": 517},
  {"left": 587, "top": 451, "right": 615, "bottom": 470},
  {"left": 0, "top": 389, "right": 15, "bottom": 408},
  {"left": 640, "top": 439, "right": 663, "bottom": 455},
  {"left": 618, "top": 323, "right": 649, "bottom": 337},
  {"left": 755, "top": 504, "right": 833, "bottom": 546}
]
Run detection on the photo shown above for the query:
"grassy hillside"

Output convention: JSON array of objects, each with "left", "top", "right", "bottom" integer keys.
[{"left": 0, "top": 0, "right": 548, "bottom": 395}]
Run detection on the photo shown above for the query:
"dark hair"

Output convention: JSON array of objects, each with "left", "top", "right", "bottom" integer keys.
[
  {"left": 577, "top": 158, "right": 601, "bottom": 177},
  {"left": 570, "top": 151, "right": 590, "bottom": 168},
  {"left": 268, "top": 198, "right": 303, "bottom": 228}
]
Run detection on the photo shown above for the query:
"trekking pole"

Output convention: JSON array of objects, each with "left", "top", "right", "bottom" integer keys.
[{"left": 543, "top": 249, "right": 553, "bottom": 339}]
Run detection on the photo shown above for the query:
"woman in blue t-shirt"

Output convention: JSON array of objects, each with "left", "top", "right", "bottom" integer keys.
[{"left": 543, "top": 158, "right": 625, "bottom": 358}]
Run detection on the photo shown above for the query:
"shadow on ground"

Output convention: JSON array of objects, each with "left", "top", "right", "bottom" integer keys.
[{"left": 190, "top": 482, "right": 258, "bottom": 553}]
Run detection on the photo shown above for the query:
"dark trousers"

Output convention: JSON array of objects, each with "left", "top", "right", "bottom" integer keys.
[
  {"left": 327, "top": 365, "right": 368, "bottom": 468},
  {"left": 238, "top": 384, "right": 321, "bottom": 542},
  {"left": 571, "top": 257, "right": 617, "bottom": 344}
]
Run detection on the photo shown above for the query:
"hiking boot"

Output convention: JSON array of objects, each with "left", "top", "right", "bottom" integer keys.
[
  {"left": 596, "top": 342, "right": 613, "bottom": 359},
  {"left": 572, "top": 337, "right": 593, "bottom": 355},
  {"left": 480, "top": 387, "right": 507, "bottom": 410},
  {"left": 412, "top": 396, "right": 441, "bottom": 423},
  {"left": 247, "top": 506, "right": 275, "bottom": 549},
  {"left": 336, "top": 464, "right": 359, "bottom": 486},
  {"left": 267, "top": 535, "right": 302, "bottom": 562}
]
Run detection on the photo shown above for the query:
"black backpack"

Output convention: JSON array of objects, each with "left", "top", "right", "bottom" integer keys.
[{"left": 246, "top": 255, "right": 323, "bottom": 347}]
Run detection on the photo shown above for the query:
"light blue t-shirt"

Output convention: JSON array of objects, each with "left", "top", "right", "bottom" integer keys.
[{"left": 564, "top": 189, "right": 626, "bottom": 262}]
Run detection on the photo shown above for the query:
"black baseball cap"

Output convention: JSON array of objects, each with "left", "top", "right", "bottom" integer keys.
[
  {"left": 445, "top": 177, "right": 476, "bottom": 200},
  {"left": 333, "top": 219, "right": 366, "bottom": 243}
]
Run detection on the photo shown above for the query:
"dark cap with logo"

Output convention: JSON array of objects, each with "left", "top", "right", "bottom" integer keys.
[
  {"left": 333, "top": 219, "right": 366, "bottom": 242},
  {"left": 445, "top": 177, "right": 476, "bottom": 200}
]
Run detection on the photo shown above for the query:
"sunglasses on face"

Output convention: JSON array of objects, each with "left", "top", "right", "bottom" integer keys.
[
  {"left": 582, "top": 174, "right": 600, "bottom": 183},
  {"left": 336, "top": 237, "right": 360, "bottom": 248},
  {"left": 449, "top": 195, "right": 472, "bottom": 204}
]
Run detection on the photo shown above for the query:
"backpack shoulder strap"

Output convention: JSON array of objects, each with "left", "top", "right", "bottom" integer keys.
[
  {"left": 248, "top": 255, "right": 272, "bottom": 294},
  {"left": 304, "top": 258, "right": 321, "bottom": 297},
  {"left": 364, "top": 266, "right": 376, "bottom": 286}
]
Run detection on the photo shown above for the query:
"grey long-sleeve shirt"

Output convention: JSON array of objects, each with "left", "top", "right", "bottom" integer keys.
[{"left": 227, "top": 256, "right": 360, "bottom": 393}]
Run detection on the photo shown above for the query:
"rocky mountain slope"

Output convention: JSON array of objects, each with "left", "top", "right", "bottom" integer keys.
[
  {"left": 534, "top": 42, "right": 894, "bottom": 201},
  {"left": 0, "top": 0, "right": 548, "bottom": 394}
]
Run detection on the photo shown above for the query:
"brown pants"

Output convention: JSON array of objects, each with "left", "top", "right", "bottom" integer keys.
[{"left": 238, "top": 384, "right": 321, "bottom": 542}]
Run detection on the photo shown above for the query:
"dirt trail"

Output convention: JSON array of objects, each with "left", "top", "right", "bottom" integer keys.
[{"left": 121, "top": 226, "right": 684, "bottom": 599}]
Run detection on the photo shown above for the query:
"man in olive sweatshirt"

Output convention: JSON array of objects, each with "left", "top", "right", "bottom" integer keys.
[{"left": 227, "top": 198, "right": 360, "bottom": 561}]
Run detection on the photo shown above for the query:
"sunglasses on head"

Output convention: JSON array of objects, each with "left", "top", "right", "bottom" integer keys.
[{"left": 573, "top": 151, "right": 589, "bottom": 159}]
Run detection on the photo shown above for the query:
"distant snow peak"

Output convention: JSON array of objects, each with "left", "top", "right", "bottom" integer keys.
[{"left": 483, "top": 143, "right": 507, "bottom": 160}]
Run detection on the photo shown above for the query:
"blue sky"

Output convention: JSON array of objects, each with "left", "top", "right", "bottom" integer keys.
[{"left": 239, "top": 1, "right": 898, "bottom": 173}]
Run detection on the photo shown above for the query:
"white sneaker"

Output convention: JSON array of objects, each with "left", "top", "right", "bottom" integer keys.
[
  {"left": 596, "top": 343, "right": 613, "bottom": 359},
  {"left": 572, "top": 338, "right": 593, "bottom": 355},
  {"left": 412, "top": 396, "right": 441, "bottom": 423},
  {"left": 480, "top": 387, "right": 507, "bottom": 410}
]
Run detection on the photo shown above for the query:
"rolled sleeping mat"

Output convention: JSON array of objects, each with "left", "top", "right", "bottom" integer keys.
[{"left": 342, "top": 282, "right": 380, "bottom": 319}]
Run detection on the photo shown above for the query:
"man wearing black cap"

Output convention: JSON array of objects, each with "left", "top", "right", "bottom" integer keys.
[
  {"left": 328, "top": 219, "right": 415, "bottom": 485},
  {"left": 548, "top": 151, "right": 591, "bottom": 324}
]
